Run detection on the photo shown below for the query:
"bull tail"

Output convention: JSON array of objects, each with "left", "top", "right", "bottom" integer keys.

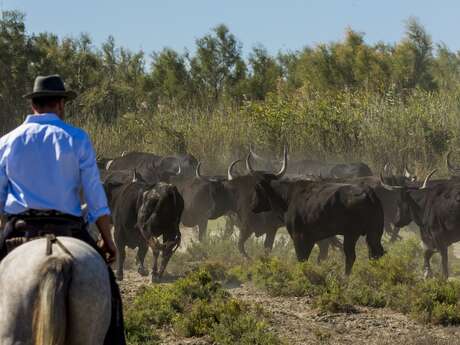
[{"left": 33, "top": 256, "right": 73, "bottom": 345}]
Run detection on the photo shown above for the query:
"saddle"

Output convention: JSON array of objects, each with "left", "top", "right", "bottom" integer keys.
[{"left": 3, "top": 210, "right": 86, "bottom": 255}]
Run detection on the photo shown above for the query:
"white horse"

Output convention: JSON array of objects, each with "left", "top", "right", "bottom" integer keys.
[{"left": 0, "top": 237, "right": 111, "bottom": 345}]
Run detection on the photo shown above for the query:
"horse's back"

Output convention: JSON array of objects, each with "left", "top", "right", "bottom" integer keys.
[{"left": 0, "top": 237, "right": 111, "bottom": 345}]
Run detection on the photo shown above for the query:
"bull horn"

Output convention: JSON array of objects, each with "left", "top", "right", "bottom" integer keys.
[
  {"left": 227, "top": 159, "right": 242, "bottom": 181},
  {"left": 132, "top": 169, "right": 140, "bottom": 183},
  {"left": 249, "top": 144, "right": 267, "bottom": 162},
  {"left": 121, "top": 151, "right": 128, "bottom": 157},
  {"left": 446, "top": 151, "right": 460, "bottom": 174},
  {"left": 246, "top": 153, "right": 256, "bottom": 174},
  {"left": 196, "top": 162, "right": 209, "bottom": 181},
  {"left": 379, "top": 173, "right": 403, "bottom": 191},
  {"left": 420, "top": 169, "right": 437, "bottom": 189},
  {"left": 176, "top": 163, "right": 182, "bottom": 176},
  {"left": 383, "top": 162, "right": 393, "bottom": 176},
  {"left": 105, "top": 160, "right": 114, "bottom": 170},
  {"left": 403, "top": 167, "right": 411, "bottom": 179},
  {"left": 275, "top": 146, "right": 288, "bottom": 178}
]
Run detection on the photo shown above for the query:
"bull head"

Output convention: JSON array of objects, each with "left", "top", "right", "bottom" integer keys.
[
  {"left": 379, "top": 169, "right": 436, "bottom": 191},
  {"left": 246, "top": 146, "right": 288, "bottom": 178},
  {"left": 196, "top": 162, "right": 213, "bottom": 182}
]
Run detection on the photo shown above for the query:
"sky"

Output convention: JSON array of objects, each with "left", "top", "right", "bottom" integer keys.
[{"left": 2, "top": 0, "right": 459, "bottom": 59}]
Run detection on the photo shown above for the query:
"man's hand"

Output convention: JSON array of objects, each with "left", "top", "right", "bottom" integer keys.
[
  {"left": 100, "top": 237, "right": 117, "bottom": 264},
  {"left": 96, "top": 214, "right": 117, "bottom": 263}
]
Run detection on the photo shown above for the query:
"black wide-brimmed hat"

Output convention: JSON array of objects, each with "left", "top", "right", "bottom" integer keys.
[{"left": 23, "top": 74, "right": 77, "bottom": 100}]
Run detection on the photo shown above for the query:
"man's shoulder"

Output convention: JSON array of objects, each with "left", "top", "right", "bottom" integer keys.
[
  {"left": 0, "top": 124, "right": 28, "bottom": 146},
  {"left": 58, "top": 121, "right": 90, "bottom": 141},
  {"left": 0, "top": 119, "right": 91, "bottom": 147}
]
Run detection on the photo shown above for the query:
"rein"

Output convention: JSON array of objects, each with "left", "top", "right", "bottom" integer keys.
[{"left": 45, "top": 234, "right": 74, "bottom": 258}]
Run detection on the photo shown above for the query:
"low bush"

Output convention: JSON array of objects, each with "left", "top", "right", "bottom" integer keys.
[
  {"left": 220, "top": 235, "right": 460, "bottom": 324},
  {"left": 164, "top": 227, "right": 460, "bottom": 329},
  {"left": 125, "top": 269, "right": 281, "bottom": 345},
  {"left": 413, "top": 279, "right": 460, "bottom": 325}
]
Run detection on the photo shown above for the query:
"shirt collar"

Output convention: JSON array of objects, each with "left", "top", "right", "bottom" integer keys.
[{"left": 24, "top": 113, "right": 62, "bottom": 124}]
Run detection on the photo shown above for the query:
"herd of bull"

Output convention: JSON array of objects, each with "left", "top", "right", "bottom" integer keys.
[{"left": 97, "top": 148, "right": 460, "bottom": 282}]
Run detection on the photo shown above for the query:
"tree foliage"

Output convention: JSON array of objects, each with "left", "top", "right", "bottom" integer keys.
[{"left": 1, "top": 12, "right": 459, "bottom": 138}]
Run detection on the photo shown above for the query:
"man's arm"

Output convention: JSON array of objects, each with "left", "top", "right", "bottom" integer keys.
[
  {"left": 79, "top": 132, "right": 116, "bottom": 262},
  {"left": 0, "top": 156, "right": 9, "bottom": 229},
  {"left": 96, "top": 214, "right": 116, "bottom": 263}
]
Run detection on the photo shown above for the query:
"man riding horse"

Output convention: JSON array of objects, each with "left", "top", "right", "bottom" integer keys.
[{"left": 0, "top": 75, "right": 126, "bottom": 344}]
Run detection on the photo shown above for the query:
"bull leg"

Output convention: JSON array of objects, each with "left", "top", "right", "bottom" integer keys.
[
  {"left": 198, "top": 220, "right": 208, "bottom": 242},
  {"left": 116, "top": 244, "right": 125, "bottom": 281},
  {"left": 423, "top": 248, "right": 435, "bottom": 279},
  {"left": 238, "top": 229, "right": 251, "bottom": 259},
  {"left": 151, "top": 241, "right": 161, "bottom": 282},
  {"left": 389, "top": 226, "right": 401, "bottom": 242},
  {"left": 292, "top": 231, "right": 314, "bottom": 262},
  {"left": 137, "top": 242, "right": 149, "bottom": 277},
  {"left": 344, "top": 235, "right": 359, "bottom": 275},
  {"left": 440, "top": 246, "right": 449, "bottom": 280},
  {"left": 114, "top": 230, "right": 125, "bottom": 281},
  {"left": 316, "top": 239, "right": 330, "bottom": 264},
  {"left": 223, "top": 216, "right": 235, "bottom": 239},
  {"left": 263, "top": 229, "right": 276, "bottom": 255},
  {"left": 158, "top": 247, "right": 173, "bottom": 279}
]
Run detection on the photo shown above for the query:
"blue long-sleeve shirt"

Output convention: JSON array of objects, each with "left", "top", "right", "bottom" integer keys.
[{"left": 0, "top": 113, "right": 110, "bottom": 223}]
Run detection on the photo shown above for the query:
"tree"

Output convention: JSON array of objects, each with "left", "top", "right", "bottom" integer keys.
[
  {"left": 149, "top": 48, "right": 191, "bottom": 104},
  {"left": 0, "top": 11, "right": 30, "bottom": 130},
  {"left": 392, "top": 18, "right": 436, "bottom": 91},
  {"left": 247, "top": 45, "right": 282, "bottom": 100},
  {"left": 189, "top": 24, "right": 246, "bottom": 103}
]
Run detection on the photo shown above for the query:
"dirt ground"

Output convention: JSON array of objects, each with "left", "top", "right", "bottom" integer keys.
[
  {"left": 118, "top": 226, "right": 460, "bottom": 345},
  {"left": 119, "top": 269, "right": 460, "bottom": 345}
]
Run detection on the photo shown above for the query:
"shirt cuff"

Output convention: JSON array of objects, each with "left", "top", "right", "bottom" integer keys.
[{"left": 88, "top": 207, "right": 111, "bottom": 224}]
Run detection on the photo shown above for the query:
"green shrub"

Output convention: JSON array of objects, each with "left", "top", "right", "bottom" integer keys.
[
  {"left": 125, "top": 269, "right": 281, "bottom": 344},
  {"left": 413, "top": 279, "right": 460, "bottom": 325}
]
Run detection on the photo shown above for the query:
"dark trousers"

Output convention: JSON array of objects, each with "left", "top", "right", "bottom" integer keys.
[{"left": 0, "top": 216, "right": 126, "bottom": 345}]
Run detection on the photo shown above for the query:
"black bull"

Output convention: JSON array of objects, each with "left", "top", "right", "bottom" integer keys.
[
  {"left": 170, "top": 173, "right": 233, "bottom": 241},
  {"left": 239, "top": 174, "right": 385, "bottom": 274},
  {"left": 383, "top": 175, "right": 460, "bottom": 279},
  {"left": 249, "top": 147, "right": 373, "bottom": 179},
  {"left": 105, "top": 177, "right": 183, "bottom": 281},
  {"left": 332, "top": 175, "right": 415, "bottom": 241},
  {"left": 107, "top": 151, "right": 198, "bottom": 177}
]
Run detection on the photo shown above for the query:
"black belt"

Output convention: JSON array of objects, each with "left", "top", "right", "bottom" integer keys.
[
  {"left": 6, "top": 209, "right": 86, "bottom": 238},
  {"left": 7, "top": 209, "right": 84, "bottom": 222}
]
